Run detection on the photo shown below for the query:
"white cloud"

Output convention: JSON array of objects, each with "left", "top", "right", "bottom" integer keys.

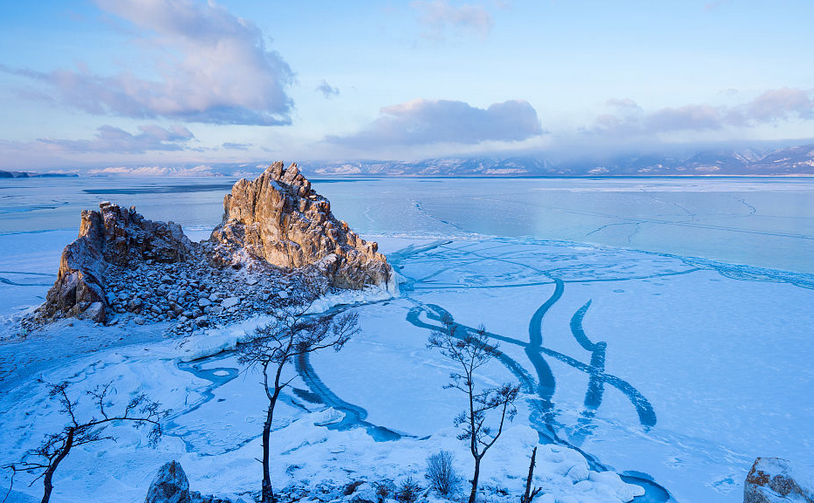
[
  {"left": 748, "top": 87, "right": 814, "bottom": 122},
  {"left": 411, "top": 0, "right": 494, "bottom": 39},
  {"left": 221, "top": 142, "right": 252, "bottom": 151},
  {"left": 590, "top": 87, "right": 814, "bottom": 137},
  {"left": 316, "top": 80, "right": 340, "bottom": 99},
  {"left": 36, "top": 124, "right": 196, "bottom": 153},
  {"left": 326, "top": 98, "right": 543, "bottom": 146},
  {"left": 2, "top": 0, "right": 294, "bottom": 126}
]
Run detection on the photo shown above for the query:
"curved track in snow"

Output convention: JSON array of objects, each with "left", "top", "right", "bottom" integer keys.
[{"left": 296, "top": 351, "right": 404, "bottom": 441}]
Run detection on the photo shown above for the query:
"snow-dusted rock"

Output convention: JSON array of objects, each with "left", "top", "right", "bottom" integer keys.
[
  {"left": 145, "top": 460, "right": 191, "bottom": 503},
  {"left": 221, "top": 297, "right": 239, "bottom": 309},
  {"left": 210, "top": 161, "right": 396, "bottom": 293},
  {"left": 37, "top": 202, "right": 194, "bottom": 323},
  {"left": 80, "top": 301, "right": 105, "bottom": 322},
  {"left": 744, "top": 457, "right": 814, "bottom": 503}
]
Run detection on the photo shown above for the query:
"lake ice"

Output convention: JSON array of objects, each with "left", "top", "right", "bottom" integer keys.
[{"left": 1, "top": 176, "right": 812, "bottom": 503}]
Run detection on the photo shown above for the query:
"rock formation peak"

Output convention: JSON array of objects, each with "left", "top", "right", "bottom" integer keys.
[{"left": 210, "top": 161, "right": 395, "bottom": 292}]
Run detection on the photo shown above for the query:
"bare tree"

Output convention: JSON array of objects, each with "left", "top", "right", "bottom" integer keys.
[
  {"left": 428, "top": 317, "right": 520, "bottom": 503},
  {"left": 237, "top": 280, "right": 360, "bottom": 503},
  {"left": 2, "top": 380, "right": 168, "bottom": 503},
  {"left": 521, "top": 447, "right": 542, "bottom": 503}
]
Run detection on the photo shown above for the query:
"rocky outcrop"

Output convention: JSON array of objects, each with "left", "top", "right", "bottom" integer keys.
[
  {"left": 38, "top": 202, "right": 194, "bottom": 323},
  {"left": 210, "top": 162, "right": 395, "bottom": 292},
  {"left": 34, "top": 162, "right": 395, "bottom": 327},
  {"left": 744, "top": 457, "right": 814, "bottom": 503}
]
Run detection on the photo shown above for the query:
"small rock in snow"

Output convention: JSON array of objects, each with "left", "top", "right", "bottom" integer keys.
[
  {"left": 221, "top": 297, "right": 239, "bottom": 309},
  {"left": 145, "top": 460, "right": 190, "bottom": 503}
]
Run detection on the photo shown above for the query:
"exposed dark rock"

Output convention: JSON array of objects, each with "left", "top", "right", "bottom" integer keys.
[
  {"left": 744, "top": 457, "right": 814, "bottom": 503},
  {"left": 210, "top": 161, "right": 396, "bottom": 292},
  {"left": 145, "top": 461, "right": 191, "bottom": 503}
]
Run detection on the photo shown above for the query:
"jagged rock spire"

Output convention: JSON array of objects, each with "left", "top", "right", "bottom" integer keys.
[{"left": 211, "top": 162, "right": 396, "bottom": 292}]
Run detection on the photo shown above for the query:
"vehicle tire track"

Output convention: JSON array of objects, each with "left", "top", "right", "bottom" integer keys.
[
  {"left": 570, "top": 300, "right": 606, "bottom": 410},
  {"left": 296, "top": 351, "right": 403, "bottom": 441},
  {"left": 526, "top": 279, "right": 564, "bottom": 400}
]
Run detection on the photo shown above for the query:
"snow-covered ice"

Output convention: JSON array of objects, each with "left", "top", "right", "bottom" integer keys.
[{"left": 1, "top": 176, "right": 813, "bottom": 503}]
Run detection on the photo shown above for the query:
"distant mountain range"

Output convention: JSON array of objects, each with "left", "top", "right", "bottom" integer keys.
[
  {"left": 0, "top": 170, "right": 78, "bottom": 178},
  {"left": 3, "top": 143, "right": 813, "bottom": 179},
  {"left": 301, "top": 143, "right": 814, "bottom": 177}
]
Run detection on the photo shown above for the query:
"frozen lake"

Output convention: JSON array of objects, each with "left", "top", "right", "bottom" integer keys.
[
  {"left": 1, "top": 175, "right": 813, "bottom": 503},
  {"left": 2, "top": 175, "right": 813, "bottom": 273}
]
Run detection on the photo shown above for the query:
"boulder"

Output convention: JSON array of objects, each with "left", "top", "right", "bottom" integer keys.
[
  {"left": 210, "top": 162, "right": 397, "bottom": 293},
  {"left": 744, "top": 457, "right": 814, "bottom": 503},
  {"left": 145, "top": 461, "right": 191, "bottom": 503},
  {"left": 81, "top": 302, "right": 105, "bottom": 322}
]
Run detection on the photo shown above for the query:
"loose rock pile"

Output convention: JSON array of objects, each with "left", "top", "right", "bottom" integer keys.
[
  {"left": 36, "top": 201, "right": 195, "bottom": 325},
  {"left": 30, "top": 162, "right": 395, "bottom": 332},
  {"left": 100, "top": 257, "right": 291, "bottom": 335}
]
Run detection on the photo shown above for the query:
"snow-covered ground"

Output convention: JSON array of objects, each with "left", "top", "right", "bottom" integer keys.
[
  {"left": 0, "top": 242, "right": 646, "bottom": 503},
  {"left": 2, "top": 236, "right": 813, "bottom": 502},
  {"left": 1, "top": 177, "right": 813, "bottom": 503}
]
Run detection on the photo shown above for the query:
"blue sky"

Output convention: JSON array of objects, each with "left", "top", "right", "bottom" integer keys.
[{"left": 1, "top": 0, "right": 813, "bottom": 170}]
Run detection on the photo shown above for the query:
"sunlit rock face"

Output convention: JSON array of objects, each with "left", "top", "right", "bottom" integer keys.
[
  {"left": 210, "top": 161, "right": 396, "bottom": 292},
  {"left": 39, "top": 202, "right": 193, "bottom": 323}
]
